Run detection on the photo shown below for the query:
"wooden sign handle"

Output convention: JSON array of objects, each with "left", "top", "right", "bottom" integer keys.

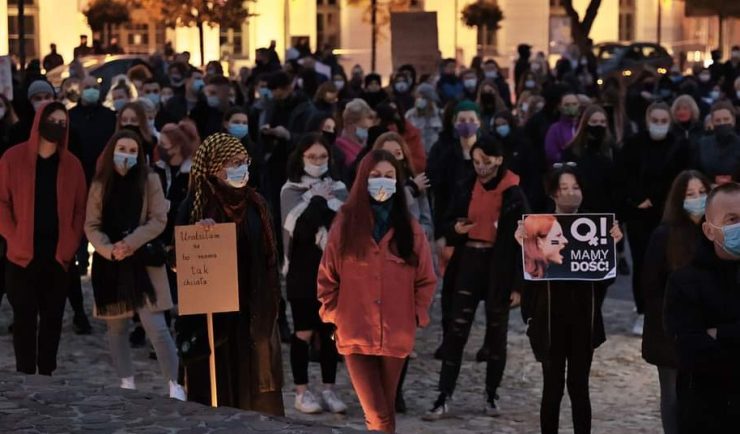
[{"left": 207, "top": 312, "right": 218, "bottom": 407}]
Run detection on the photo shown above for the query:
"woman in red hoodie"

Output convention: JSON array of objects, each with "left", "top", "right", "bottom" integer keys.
[
  {"left": 0, "top": 101, "right": 87, "bottom": 375},
  {"left": 317, "top": 149, "right": 437, "bottom": 433}
]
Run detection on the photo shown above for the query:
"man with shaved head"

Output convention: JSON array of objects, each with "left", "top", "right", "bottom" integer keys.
[{"left": 665, "top": 182, "right": 740, "bottom": 433}]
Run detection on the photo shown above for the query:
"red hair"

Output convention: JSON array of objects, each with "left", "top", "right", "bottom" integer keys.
[{"left": 523, "top": 215, "right": 557, "bottom": 278}]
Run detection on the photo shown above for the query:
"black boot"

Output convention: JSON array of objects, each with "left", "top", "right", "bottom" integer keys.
[
  {"left": 475, "top": 346, "right": 490, "bottom": 363},
  {"left": 73, "top": 312, "right": 92, "bottom": 335},
  {"left": 129, "top": 325, "right": 146, "bottom": 348}
]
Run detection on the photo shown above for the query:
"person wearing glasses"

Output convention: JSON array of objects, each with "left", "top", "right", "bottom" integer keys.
[
  {"left": 280, "top": 133, "right": 348, "bottom": 415},
  {"left": 175, "top": 133, "right": 285, "bottom": 415},
  {"left": 0, "top": 102, "right": 87, "bottom": 376}
]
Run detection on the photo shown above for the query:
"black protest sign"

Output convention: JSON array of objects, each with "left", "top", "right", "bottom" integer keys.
[{"left": 521, "top": 213, "right": 616, "bottom": 281}]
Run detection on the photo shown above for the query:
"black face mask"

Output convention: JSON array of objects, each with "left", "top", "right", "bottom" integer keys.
[
  {"left": 322, "top": 130, "right": 337, "bottom": 144},
  {"left": 586, "top": 124, "right": 606, "bottom": 142},
  {"left": 715, "top": 124, "right": 735, "bottom": 141},
  {"left": 481, "top": 93, "right": 496, "bottom": 106},
  {"left": 39, "top": 121, "right": 65, "bottom": 143}
]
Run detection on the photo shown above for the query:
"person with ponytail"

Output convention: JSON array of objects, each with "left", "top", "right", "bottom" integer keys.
[
  {"left": 175, "top": 133, "right": 284, "bottom": 415},
  {"left": 317, "top": 149, "right": 436, "bottom": 433}
]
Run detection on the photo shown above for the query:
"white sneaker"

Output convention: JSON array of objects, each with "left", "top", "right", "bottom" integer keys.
[
  {"left": 321, "top": 389, "right": 348, "bottom": 413},
  {"left": 632, "top": 314, "right": 644, "bottom": 336},
  {"left": 169, "top": 381, "right": 187, "bottom": 401},
  {"left": 294, "top": 390, "right": 323, "bottom": 414},
  {"left": 120, "top": 376, "right": 136, "bottom": 390}
]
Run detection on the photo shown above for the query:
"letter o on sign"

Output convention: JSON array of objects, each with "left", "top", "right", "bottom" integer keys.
[{"left": 570, "top": 217, "right": 597, "bottom": 243}]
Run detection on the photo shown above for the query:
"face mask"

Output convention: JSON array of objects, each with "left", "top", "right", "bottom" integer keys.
[
  {"left": 736, "top": 90, "right": 740, "bottom": 100},
  {"left": 192, "top": 79, "right": 205, "bottom": 93},
  {"left": 481, "top": 93, "right": 496, "bottom": 105},
  {"left": 333, "top": 80, "right": 345, "bottom": 91},
  {"left": 207, "top": 95, "right": 220, "bottom": 108},
  {"left": 39, "top": 121, "right": 66, "bottom": 143},
  {"left": 586, "top": 124, "right": 606, "bottom": 141},
  {"left": 113, "top": 99, "right": 127, "bottom": 112},
  {"left": 258, "top": 87, "right": 272, "bottom": 100},
  {"left": 32, "top": 100, "right": 49, "bottom": 112},
  {"left": 355, "top": 126, "right": 369, "bottom": 142},
  {"left": 394, "top": 81, "right": 409, "bottom": 93},
  {"left": 170, "top": 75, "right": 184, "bottom": 87},
  {"left": 0, "top": 107, "right": 6, "bottom": 119},
  {"left": 715, "top": 124, "right": 735, "bottom": 140},
  {"left": 113, "top": 151, "right": 137, "bottom": 172},
  {"left": 557, "top": 193, "right": 582, "bottom": 212},
  {"left": 322, "top": 130, "right": 336, "bottom": 144},
  {"left": 367, "top": 177, "right": 396, "bottom": 202},
  {"left": 484, "top": 70, "right": 498, "bottom": 79},
  {"left": 225, "top": 164, "right": 249, "bottom": 188},
  {"left": 648, "top": 123, "right": 669, "bottom": 140},
  {"left": 161, "top": 94, "right": 173, "bottom": 105},
  {"left": 525, "top": 80, "right": 536, "bottom": 89},
  {"left": 81, "top": 88, "right": 100, "bottom": 105},
  {"left": 520, "top": 102, "right": 529, "bottom": 113},
  {"left": 463, "top": 78, "right": 477, "bottom": 91},
  {"left": 146, "top": 93, "right": 161, "bottom": 106},
  {"left": 415, "top": 98, "right": 428, "bottom": 110},
  {"left": 495, "top": 124, "right": 511, "bottom": 137},
  {"left": 304, "top": 162, "right": 328, "bottom": 178},
  {"left": 228, "top": 123, "right": 248, "bottom": 139},
  {"left": 683, "top": 195, "right": 706, "bottom": 217},
  {"left": 710, "top": 222, "right": 740, "bottom": 257},
  {"left": 157, "top": 145, "right": 174, "bottom": 164},
  {"left": 475, "top": 163, "right": 496, "bottom": 179},
  {"left": 709, "top": 90, "right": 721, "bottom": 101},
  {"left": 670, "top": 75, "right": 683, "bottom": 84},
  {"left": 456, "top": 122, "right": 479, "bottom": 139},
  {"left": 699, "top": 73, "right": 711, "bottom": 83},
  {"left": 148, "top": 119, "right": 156, "bottom": 131},
  {"left": 561, "top": 105, "right": 579, "bottom": 117}
]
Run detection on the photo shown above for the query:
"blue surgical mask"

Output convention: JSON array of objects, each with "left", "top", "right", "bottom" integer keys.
[
  {"left": 463, "top": 78, "right": 477, "bottom": 90},
  {"left": 228, "top": 123, "right": 248, "bottom": 139},
  {"left": 113, "top": 99, "right": 127, "bottom": 112},
  {"left": 709, "top": 221, "right": 740, "bottom": 257},
  {"left": 146, "top": 93, "right": 161, "bottom": 106},
  {"left": 81, "top": 88, "right": 100, "bottom": 105},
  {"left": 415, "top": 98, "right": 428, "bottom": 110},
  {"left": 368, "top": 177, "right": 396, "bottom": 202},
  {"left": 355, "top": 126, "right": 369, "bottom": 143},
  {"left": 709, "top": 90, "right": 721, "bottom": 101},
  {"left": 113, "top": 151, "right": 137, "bottom": 172},
  {"left": 258, "top": 87, "right": 272, "bottom": 100},
  {"left": 495, "top": 124, "right": 511, "bottom": 138},
  {"left": 192, "top": 79, "right": 205, "bottom": 93},
  {"left": 207, "top": 95, "right": 220, "bottom": 108},
  {"left": 225, "top": 164, "right": 249, "bottom": 188},
  {"left": 683, "top": 195, "right": 706, "bottom": 217},
  {"left": 333, "top": 80, "right": 345, "bottom": 91},
  {"left": 304, "top": 162, "right": 328, "bottom": 178},
  {"left": 394, "top": 81, "right": 409, "bottom": 93}
]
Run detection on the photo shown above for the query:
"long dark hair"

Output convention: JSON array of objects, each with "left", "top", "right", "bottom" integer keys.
[
  {"left": 115, "top": 101, "right": 153, "bottom": 143},
  {"left": 338, "top": 149, "right": 417, "bottom": 265},
  {"left": 662, "top": 170, "right": 712, "bottom": 271},
  {"left": 568, "top": 104, "right": 614, "bottom": 159},
  {"left": 286, "top": 132, "right": 335, "bottom": 182},
  {"left": 95, "top": 130, "right": 150, "bottom": 207}
]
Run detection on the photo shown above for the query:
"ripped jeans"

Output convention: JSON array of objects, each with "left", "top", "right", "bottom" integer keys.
[{"left": 438, "top": 246, "right": 509, "bottom": 399}]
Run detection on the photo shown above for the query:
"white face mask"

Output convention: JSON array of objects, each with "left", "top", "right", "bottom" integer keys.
[
  {"left": 648, "top": 123, "right": 670, "bottom": 140},
  {"left": 225, "top": 164, "right": 249, "bottom": 188},
  {"left": 367, "top": 177, "right": 396, "bottom": 202},
  {"left": 304, "top": 162, "right": 328, "bottom": 178}
]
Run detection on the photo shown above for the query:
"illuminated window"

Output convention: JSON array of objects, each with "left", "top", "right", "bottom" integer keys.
[
  {"left": 619, "top": 0, "right": 636, "bottom": 41},
  {"left": 317, "top": 0, "right": 341, "bottom": 49}
]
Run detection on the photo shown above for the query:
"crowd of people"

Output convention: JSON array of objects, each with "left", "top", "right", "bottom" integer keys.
[{"left": 0, "top": 39, "right": 739, "bottom": 434}]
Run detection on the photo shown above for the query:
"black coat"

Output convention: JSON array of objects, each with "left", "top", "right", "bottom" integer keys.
[
  {"left": 664, "top": 239, "right": 740, "bottom": 391},
  {"left": 68, "top": 104, "right": 117, "bottom": 184},
  {"left": 692, "top": 132, "right": 740, "bottom": 182},
  {"left": 562, "top": 144, "right": 618, "bottom": 216},
  {"left": 190, "top": 102, "right": 228, "bottom": 140},
  {"left": 152, "top": 161, "right": 191, "bottom": 246}
]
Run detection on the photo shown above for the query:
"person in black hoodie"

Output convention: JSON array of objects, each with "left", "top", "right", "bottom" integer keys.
[
  {"left": 617, "top": 102, "right": 690, "bottom": 335},
  {"left": 519, "top": 166, "right": 622, "bottom": 434},
  {"left": 491, "top": 110, "right": 535, "bottom": 221},
  {"left": 360, "top": 73, "right": 388, "bottom": 110},
  {"left": 424, "top": 136, "right": 527, "bottom": 420},
  {"left": 692, "top": 101, "right": 740, "bottom": 184},
  {"left": 664, "top": 182, "right": 740, "bottom": 434},
  {"left": 189, "top": 75, "right": 233, "bottom": 140},
  {"left": 642, "top": 170, "right": 711, "bottom": 434},
  {"left": 670, "top": 95, "right": 705, "bottom": 156}
]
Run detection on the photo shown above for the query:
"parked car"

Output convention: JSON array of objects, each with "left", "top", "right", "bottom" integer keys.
[
  {"left": 46, "top": 55, "right": 149, "bottom": 96},
  {"left": 594, "top": 42, "right": 673, "bottom": 78}
]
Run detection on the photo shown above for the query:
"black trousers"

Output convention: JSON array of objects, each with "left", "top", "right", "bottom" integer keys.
[
  {"left": 677, "top": 374, "right": 740, "bottom": 434},
  {"left": 66, "top": 262, "right": 86, "bottom": 317},
  {"left": 438, "top": 247, "right": 509, "bottom": 398},
  {"left": 5, "top": 259, "right": 68, "bottom": 375},
  {"left": 626, "top": 211, "right": 660, "bottom": 314},
  {"left": 540, "top": 315, "right": 594, "bottom": 434}
]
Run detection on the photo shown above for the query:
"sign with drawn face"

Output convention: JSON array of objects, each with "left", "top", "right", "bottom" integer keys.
[
  {"left": 176, "top": 223, "right": 239, "bottom": 315},
  {"left": 521, "top": 213, "right": 617, "bottom": 281}
]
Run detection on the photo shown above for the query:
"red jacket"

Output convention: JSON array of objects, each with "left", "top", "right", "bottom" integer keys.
[
  {"left": 317, "top": 216, "right": 437, "bottom": 358},
  {"left": 389, "top": 121, "right": 427, "bottom": 173},
  {"left": 0, "top": 103, "right": 87, "bottom": 270}
]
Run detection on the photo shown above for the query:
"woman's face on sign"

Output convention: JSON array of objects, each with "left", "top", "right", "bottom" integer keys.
[{"left": 539, "top": 221, "right": 568, "bottom": 264}]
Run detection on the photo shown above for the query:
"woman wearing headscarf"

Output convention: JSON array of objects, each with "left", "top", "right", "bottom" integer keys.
[{"left": 175, "top": 133, "right": 284, "bottom": 415}]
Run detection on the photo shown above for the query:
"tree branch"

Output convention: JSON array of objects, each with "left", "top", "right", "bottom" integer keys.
[{"left": 581, "top": 0, "right": 602, "bottom": 35}]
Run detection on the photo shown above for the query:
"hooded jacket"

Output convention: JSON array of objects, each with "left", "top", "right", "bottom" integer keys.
[{"left": 0, "top": 102, "right": 87, "bottom": 270}]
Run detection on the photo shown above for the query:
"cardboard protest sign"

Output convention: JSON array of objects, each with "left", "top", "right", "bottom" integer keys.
[
  {"left": 175, "top": 223, "right": 240, "bottom": 315},
  {"left": 390, "top": 12, "right": 440, "bottom": 77},
  {"left": 521, "top": 214, "right": 616, "bottom": 281}
]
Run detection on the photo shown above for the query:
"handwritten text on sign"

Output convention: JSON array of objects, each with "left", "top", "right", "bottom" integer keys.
[{"left": 175, "top": 223, "right": 239, "bottom": 315}]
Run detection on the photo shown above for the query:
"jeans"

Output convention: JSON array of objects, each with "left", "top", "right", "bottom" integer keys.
[
  {"left": 345, "top": 354, "right": 406, "bottom": 433},
  {"left": 106, "top": 306, "right": 178, "bottom": 382}
]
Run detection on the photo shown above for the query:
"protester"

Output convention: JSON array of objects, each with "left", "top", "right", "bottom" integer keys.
[
  {"left": 0, "top": 94, "right": 19, "bottom": 156},
  {"left": 334, "top": 98, "right": 374, "bottom": 183},
  {"left": 0, "top": 102, "right": 86, "bottom": 375},
  {"left": 405, "top": 83, "right": 443, "bottom": 154},
  {"left": 425, "top": 136, "right": 527, "bottom": 420},
  {"left": 9, "top": 80, "right": 55, "bottom": 146},
  {"left": 477, "top": 80, "right": 508, "bottom": 134},
  {"left": 360, "top": 73, "right": 388, "bottom": 109},
  {"left": 544, "top": 92, "right": 580, "bottom": 165},
  {"left": 280, "top": 133, "right": 348, "bottom": 415},
  {"left": 115, "top": 102, "right": 157, "bottom": 160},
  {"left": 642, "top": 170, "right": 712, "bottom": 434},
  {"left": 518, "top": 166, "right": 622, "bottom": 434},
  {"left": 617, "top": 101, "right": 689, "bottom": 335},
  {"left": 664, "top": 182, "right": 740, "bottom": 433},
  {"left": 84, "top": 129, "right": 184, "bottom": 399},
  {"left": 190, "top": 75, "right": 233, "bottom": 139},
  {"left": 317, "top": 149, "right": 436, "bottom": 433},
  {"left": 692, "top": 101, "right": 740, "bottom": 183},
  {"left": 176, "top": 133, "right": 284, "bottom": 415},
  {"left": 670, "top": 95, "right": 704, "bottom": 153}
]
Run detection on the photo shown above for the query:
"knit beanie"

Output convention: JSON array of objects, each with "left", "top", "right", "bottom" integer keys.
[
  {"left": 453, "top": 99, "right": 481, "bottom": 118},
  {"left": 416, "top": 83, "right": 439, "bottom": 103},
  {"left": 27, "top": 80, "right": 55, "bottom": 100}
]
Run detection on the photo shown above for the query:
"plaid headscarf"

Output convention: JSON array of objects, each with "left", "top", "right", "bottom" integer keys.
[{"left": 189, "top": 132, "right": 248, "bottom": 223}]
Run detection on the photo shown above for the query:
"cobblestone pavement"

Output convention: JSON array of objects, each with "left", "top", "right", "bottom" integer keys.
[{"left": 0, "top": 275, "right": 662, "bottom": 433}]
